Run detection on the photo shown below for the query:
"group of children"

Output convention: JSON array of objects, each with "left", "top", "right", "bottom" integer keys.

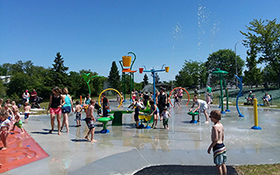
[{"left": 0, "top": 99, "right": 32, "bottom": 150}]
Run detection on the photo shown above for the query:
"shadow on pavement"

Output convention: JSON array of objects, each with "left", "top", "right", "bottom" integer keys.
[{"left": 134, "top": 165, "right": 238, "bottom": 175}]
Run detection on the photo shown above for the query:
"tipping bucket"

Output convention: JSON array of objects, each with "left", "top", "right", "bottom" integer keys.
[
  {"left": 138, "top": 115, "right": 145, "bottom": 120},
  {"left": 165, "top": 67, "right": 169, "bottom": 73},
  {"left": 122, "top": 56, "right": 132, "bottom": 67},
  {"left": 139, "top": 67, "right": 144, "bottom": 74}
]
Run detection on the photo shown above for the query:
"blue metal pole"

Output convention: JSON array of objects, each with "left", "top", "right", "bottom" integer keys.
[
  {"left": 152, "top": 70, "right": 156, "bottom": 102},
  {"left": 235, "top": 75, "right": 244, "bottom": 117}
]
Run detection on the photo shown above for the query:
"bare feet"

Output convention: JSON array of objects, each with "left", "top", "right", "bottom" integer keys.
[
  {"left": 90, "top": 139, "right": 97, "bottom": 143},
  {"left": 49, "top": 130, "right": 53, "bottom": 134},
  {"left": 85, "top": 136, "right": 90, "bottom": 141},
  {"left": 58, "top": 132, "right": 61, "bottom": 135},
  {"left": 1, "top": 147, "right": 7, "bottom": 150},
  {"left": 205, "top": 121, "right": 209, "bottom": 124}
]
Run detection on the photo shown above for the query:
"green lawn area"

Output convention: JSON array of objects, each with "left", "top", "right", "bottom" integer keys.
[{"left": 234, "top": 164, "right": 280, "bottom": 175}]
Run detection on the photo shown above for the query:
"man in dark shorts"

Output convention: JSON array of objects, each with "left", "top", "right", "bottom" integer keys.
[
  {"left": 158, "top": 88, "right": 167, "bottom": 121},
  {"left": 101, "top": 93, "right": 110, "bottom": 116}
]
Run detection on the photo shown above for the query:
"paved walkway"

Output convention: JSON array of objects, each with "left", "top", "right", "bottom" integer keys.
[{"left": 2, "top": 104, "right": 280, "bottom": 175}]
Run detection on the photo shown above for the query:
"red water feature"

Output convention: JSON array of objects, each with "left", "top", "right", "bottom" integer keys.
[{"left": 0, "top": 128, "right": 49, "bottom": 173}]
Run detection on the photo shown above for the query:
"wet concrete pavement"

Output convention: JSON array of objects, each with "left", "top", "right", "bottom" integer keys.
[{"left": 2, "top": 104, "right": 280, "bottom": 175}]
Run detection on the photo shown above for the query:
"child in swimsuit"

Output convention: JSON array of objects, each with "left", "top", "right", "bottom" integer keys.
[
  {"left": 75, "top": 101, "right": 82, "bottom": 127},
  {"left": 12, "top": 109, "right": 24, "bottom": 133},
  {"left": 207, "top": 110, "right": 227, "bottom": 175},
  {"left": 150, "top": 101, "right": 159, "bottom": 129},
  {"left": 24, "top": 102, "right": 31, "bottom": 123},
  {"left": 0, "top": 109, "right": 12, "bottom": 150},
  {"left": 84, "top": 99, "right": 97, "bottom": 142},
  {"left": 189, "top": 95, "right": 209, "bottom": 123},
  {"left": 11, "top": 101, "right": 18, "bottom": 116}
]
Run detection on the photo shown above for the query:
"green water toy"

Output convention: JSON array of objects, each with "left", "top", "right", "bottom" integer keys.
[
  {"left": 98, "top": 115, "right": 114, "bottom": 133},
  {"left": 188, "top": 111, "right": 199, "bottom": 123}
]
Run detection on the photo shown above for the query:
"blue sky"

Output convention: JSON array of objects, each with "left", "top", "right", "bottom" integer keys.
[{"left": 1, "top": 0, "right": 279, "bottom": 83}]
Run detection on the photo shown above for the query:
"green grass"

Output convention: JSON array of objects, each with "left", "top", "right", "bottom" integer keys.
[{"left": 234, "top": 164, "right": 280, "bottom": 175}]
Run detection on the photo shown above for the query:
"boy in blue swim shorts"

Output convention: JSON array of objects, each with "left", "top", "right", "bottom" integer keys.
[
  {"left": 84, "top": 99, "right": 97, "bottom": 143},
  {"left": 207, "top": 110, "right": 227, "bottom": 175}
]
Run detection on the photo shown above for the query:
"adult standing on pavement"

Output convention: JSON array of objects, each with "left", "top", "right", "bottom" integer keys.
[
  {"left": 61, "top": 87, "right": 74, "bottom": 133},
  {"left": 30, "top": 89, "right": 37, "bottom": 108},
  {"left": 158, "top": 88, "right": 167, "bottom": 121},
  {"left": 101, "top": 93, "right": 110, "bottom": 116},
  {"left": 47, "top": 86, "right": 62, "bottom": 135},
  {"left": 22, "top": 90, "right": 30, "bottom": 104}
]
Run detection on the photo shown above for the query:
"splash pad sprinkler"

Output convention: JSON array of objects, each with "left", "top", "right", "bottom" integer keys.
[
  {"left": 235, "top": 75, "right": 244, "bottom": 117},
  {"left": 212, "top": 68, "right": 229, "bottom": 114},
  {"left": 119, "top": 52, "right": 137, "bottom": 102},
  {"left": 139, "top": 65, "right": 169, "bottom": 102},
  {"left": 82, "top": 73, "right": 104, "bottom": 95}
]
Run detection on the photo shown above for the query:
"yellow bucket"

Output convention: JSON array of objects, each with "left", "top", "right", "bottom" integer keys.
[
  {"left": 144, "top": 115, "right": 152, "bottom": 121},
  {"left": 138, "top": 115, "right": 145, "bottom": 120},
  {"left": 165, "top": 66, "right": 169, "bottom": 73},
  {"left": 122, "top": 56, "right": 132, "bottom": 67}
]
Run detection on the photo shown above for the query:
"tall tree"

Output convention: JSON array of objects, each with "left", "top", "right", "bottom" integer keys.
[
  {"left": 243, "top": 42, "right": 262, "bottom": 87},
  {"left": 175, "top": 60, "right": 206, "bottom": 88},
  {"left": 205, "top": 49, "right": 245, "bottom": 82},
  {"left": 262, "top": 64, "right": 278, "bottom": 86},
  {"left": 50, "top": 52, "right": 69, "bottom": 87},
  {"left": 241, "top": 19, "right": 280, "bottom": 87},
  {"left": 0, "top": 79, "right": 5, "bottom": 97},
  {"left": 154, "top": 73, "right": 160, "bottom": 84},
  {"left": 142, "top": 74, "right": 149, "bottom": 88},
  {"left": 108, "top": 61, "right": 121, "bottom": 91}
]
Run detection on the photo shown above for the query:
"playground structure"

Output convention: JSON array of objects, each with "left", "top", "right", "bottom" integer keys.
[
  {"left": 235, "top": 75, "right": 245, "bottom": 117},
  {"left": 97, "top": 115, "right": 115, "bottom": 133},
  {"left": 139, "top": 64, "right": 169, "bottom": 102},
  {"left": 82, "top": 73, "right": 103, "bottom": 95},
  {"left": 169, "top": 87, "right": 190, "bottom": 107},
  {"left": 119, "top": 52, "right": 137, "bottom": 102},
  {"left": 212, "top": 68, "right": 229, "bottom": 114},
  {"left": 188, "top": 111, "right": 199, "bottom": 123},
  {"left": 138, "top": 114, "right": 153, "bottom": 129},
  {"left": 98, "top": 88, "right": 123, "bottom": 109}
]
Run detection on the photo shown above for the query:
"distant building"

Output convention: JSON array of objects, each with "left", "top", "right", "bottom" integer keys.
[{"left": 0, "top": 75, "right": 11, "bottom": 84}]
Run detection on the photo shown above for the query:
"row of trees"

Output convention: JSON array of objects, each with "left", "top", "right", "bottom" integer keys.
[
  {"left": 0, "top": 53, "right": 104, "bottom": 99},
  {"left": 0, "top": 52, "right": 149, "bottom": 100},
  {"left": 175, "top": 49, "right": 245, "bottom": 88}
]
